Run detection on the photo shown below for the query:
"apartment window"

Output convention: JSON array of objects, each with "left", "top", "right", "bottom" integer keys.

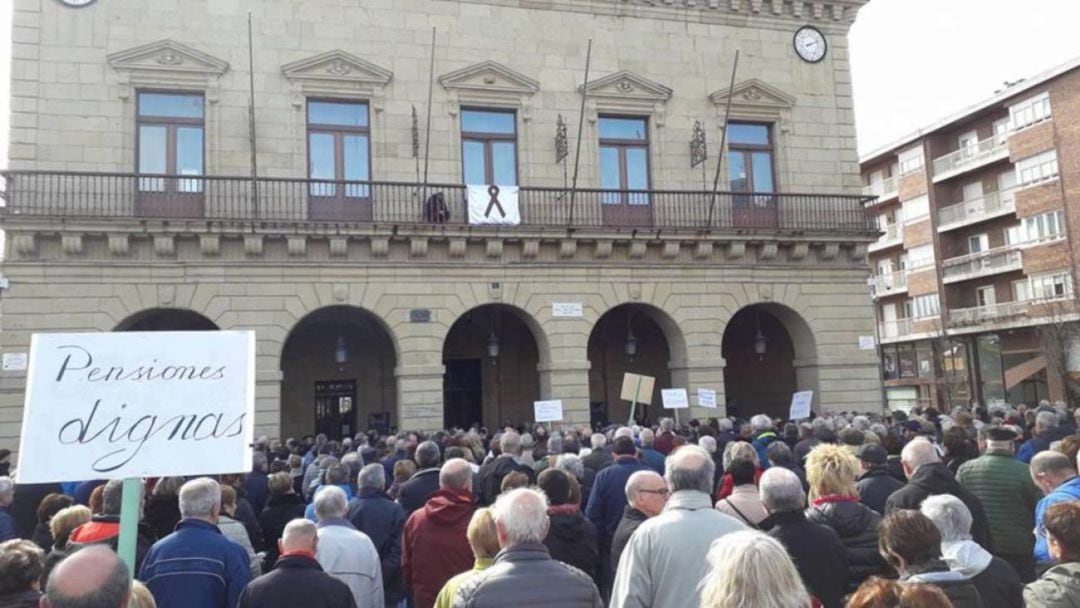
[
  {"left": 1013, "top": 279, "right": 1031, "bottom": 302},
  {"left": 908, "top": 244, "right": 935, "bottom": 269},
  {"left": 1030, "top": 272, "right": 1073, "bottom": 300},
  {"left": 976, "top": 285, "right": 996, "bottom": 307},
  {"left": 898, "top": 145, "right": 924, "bottom": 174},
  {"left": 1003, "top": 224, "right": 1023, "bottom": 246},
  {"left": 993, "top": 118, "right": 1011, "bottom": 144},
  {"left": 968, "top": 233, "right": 989, "bottom": 254},
  {"left": 307, "top": 100, "right": 371, "bottom": 198},
  {"left": 902, "top": 194, "right": 930, "bottom": 222},
  {"left": 912, "top": 294, "right": 940, "bottom": 319},
  {"left": 137, "top": 91, "right": 204, "bottom": 192},
  {"left": 727, "top": 123, "right": 775, "bottom": 193},
  {"left": 1010, "top": 92, "right": 1052, "bottom": 131},
  {"left": 1016, "top": 150, "right": 1059, "bottom": 188},
  {"left": 461, "top": 109, "right": 517, "bottom": 186},
  {"left": 1023, "top": 209, "right": 1066, "bottom": 244},
  {"left": 599, "top": 116, "right": 650, "bottom": 205}
]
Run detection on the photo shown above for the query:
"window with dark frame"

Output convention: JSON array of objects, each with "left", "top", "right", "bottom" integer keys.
[
  {"left": 307, "top": 100, "right": 371, "bottom": 198},
  {"left": 598, "top": 116, "right": 650, "bottom": 205},
  {"left": 137, "top": 91, "right": 204, "bottom": 193},
  {"left": 727, "top": 122, "right": 776, "bottom": 193},
  {"left": 460, "top": 109, "right": 517, "bottom": 186}
]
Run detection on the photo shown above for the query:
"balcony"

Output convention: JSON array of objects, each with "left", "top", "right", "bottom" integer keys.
[
  {"left": 868, "top": 222, "right": 903, "bottom": 253},
  {"left": 937, "top": 188, "right": 1017, "bottom": 232},
  {"left": 949, "top": 300, "right": 1029, "bottom": 326},
  {"left": 941, "top": 246, "right": 1022, "bottom": 284},
  {"left": 863, "top": 176, "right": 899, "bottom": 205},
  {"left": 0, "top": 171, "right": 877, "bottom": 233},
  {"left": 931, "top": 136, "right": 1010, "bottom": 183},
  {"left": 870, "top": 269, "right": 909, "bottom": 297},
  {"left": 879, "top": 318, "right": 913, "bottom": 340}
]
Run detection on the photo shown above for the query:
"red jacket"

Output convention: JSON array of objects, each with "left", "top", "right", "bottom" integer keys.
[
  {"left": 401, "top": 488, "right": 475, "bottom": 608},
  {"left": 653, "top": 431, "right": 675, "bottom": 456},
  {"left": 715, "top": 467, "right": 764, "bottom": 500}
]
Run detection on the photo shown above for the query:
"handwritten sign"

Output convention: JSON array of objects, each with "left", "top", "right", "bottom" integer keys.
[
  {"left": 16, "top": 331, "right": 256, "bottom": 483},
  {"left": 552, "top": 303, "right": 584, "bottom": 318},
  {"left": 620, "top": 373, "right": 655, "bottom": 405},
  {"left": 698, "top": 388, "right": 717, "bottom": 409},
  {"left": 789, "top": 390, "right": 814, "bottom": 421},
  {"left": 859, "top": 335, "right": 876, "bottom": 350},
  {"left": 534, "top": 399, "right": 564, "bottom": 423},
  {"left": 661, "top": 388, "right": 689, "bottom": 410}
]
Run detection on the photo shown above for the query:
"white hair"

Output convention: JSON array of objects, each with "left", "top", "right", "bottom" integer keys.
[
  {"left": 640, "top": 428, "right": 656, "bottom": 446},
  {"left": 723, "top": 441, "right": 759, "bottom": 470},
  {"left": 699, "top": 436, "right": 717, "bottom": 455},
  {"left": 920, "top": 494, "right": 973, "bottom": 542},
  {"left": 357, "top": 463, "right": 385, "bottom": 491},
  {"left": 590, "top": 433, "right": 607, "bottom": 450},
  {"left": 314, "top": 485, "right": 349, "bottom": 520},
  {"left": 660, "top": 418, "right": 674, "bottom": 431},
  {"left": 1037, "top": 411, "right": 1060, "bottom": 430},
  {"left": 759, "top": 467, "right": 805, "bottom": 512},
  {"left": 521, "top": 433, "right": 534, "bottom": 448},
  {"left": 492, "top": 487, "right": 549, "bottom": 544},
  {"left": 500, "top": 430, "right": 522, "bottom": 456},
  {"left": 625, "top": 470, "right": 664, "bottom": 503},
  {"left": 178, "top": 477, "right": 221, "bottom": 519},
  {"left": 614, "top": 427, "right": 634, "bottom": 440},
  {"left": 750, "top": 414, "right": 772, "bottom": 433},
  {"left": 700, "top": 531, "right": 811, "bottom": 608},
  {"left": 439, "top": 458, "right": 473, "bottom": 490},
  {"left": 666, "top": 445, "right": 714, "bottom": 493},
  {"left": 718, "top": 418, "right": 734, "bottom": 432},
  {"left": 554, "top": 454, "right": 585, "bottom": 480},
  {"left": 900, "top": 437, "right": 940, "bottom": 470}
]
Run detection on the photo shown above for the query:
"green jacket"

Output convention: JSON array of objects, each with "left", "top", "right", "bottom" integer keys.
[
  {"left": 1024, "top": 562, "right": 1080, "bottom": 607},
  {"left": 957, "top": 450, "right": 1040, "bottom": 556}
]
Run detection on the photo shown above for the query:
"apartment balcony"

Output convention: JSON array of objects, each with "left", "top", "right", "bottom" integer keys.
[
  {"left": 941, "top": 246, "right": 1022, "bottom": 284},
  {"left": 870, "top": 269, "right": 909, "bottom": 297},
  {"left": 863, "top": 175, "right": 899, "bottom": 206},
  {"left": 931, "top": 136, "right": 1010, "bottom": 183},
  {"left": 0, "top": 171, "right": 877, "bottom": 234},
  {"left": 867, "top": 222, "right": 903, "bottom": 253},
  {"left": 937, "top": 188, "right": 1017, "bottom": 233},
  {"left": 949, "top": 300, "right": 1029, "bottom": 326},
  {"left": 879, "top": 318, "right": 914, "bottom": 340}
]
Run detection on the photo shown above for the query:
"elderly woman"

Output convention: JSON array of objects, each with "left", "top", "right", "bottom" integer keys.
[
  {"left": 699, "top": 530, "right": 811, "bottom": 608},
  {"left": 0, "top": 539, "right": 44, "bottom": 607},
  {"left": 40, "top": 505, "right": 91, "bottom": 587},
  {"left": 805, "top": 444, "right": 888, "bottom": 590},
  {"left": 1024, "top": 501, "right": 1080, "bottom": 607},
  {"left": 434, "top": 509, "right": 499, "bottom": 608},
  {"left": 538, "top": 469, "right": 601, "bottom": 589},
  {"left": 258, "top": 471, "right": 306, "bottom": 571},
  {"left": 878, "top": 510, "right": 982, "bottom": 608},
  {"left": 920, "top": 494, "right": 1022, "bottom": 608},
  {"left": 715, "top": 441, "right": 761, "bottom": 500},
  {"left": 144, "top": 476, "right": 184, "bottom": 541},
  {"left": 218, "top": 486, "right": 261, "bottom": 579},
  {"left": 715, "top": 460, "right": 768, "bottom": 528},
  {"left": 31, "top": 493, "right": 73, "bottom": 551}
]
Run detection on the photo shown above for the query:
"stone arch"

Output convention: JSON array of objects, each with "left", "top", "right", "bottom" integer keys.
[{"left": 113, "top": 307, "right": 219, "bottom": 331}]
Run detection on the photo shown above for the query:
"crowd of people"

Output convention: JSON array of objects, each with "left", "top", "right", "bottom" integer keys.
[{"left": 1, "top": 399, "right": 1080, "bottom": 607}]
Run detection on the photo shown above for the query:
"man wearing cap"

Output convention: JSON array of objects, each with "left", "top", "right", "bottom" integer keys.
[
  {"left": 958, "top": 425, "right": 1041, "bottom": 582},
  {"left": 855, "top": 444, "right": 905, "bottom": 515}
]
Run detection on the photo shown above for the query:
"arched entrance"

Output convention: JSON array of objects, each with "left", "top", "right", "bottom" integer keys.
[
  {"left": 721, "top": 303, "right": 815, "bottom": 420},
  {"left": 280, "top": 306, "right": 398, "bottom": 440},
  {"left": 442, "top": 304, "right": 542, "bottom": 430},
  {"left": 115, "top": 308, "right": 218, "bottom": 331},
  {"left": 588, "top": 304, "right": 683, "bottom": 427}
]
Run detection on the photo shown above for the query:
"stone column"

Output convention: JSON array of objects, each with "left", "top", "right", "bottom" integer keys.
[
  {"left": 537, "top": 359, "right": 591, "bottom": 425},
  {"left": 675, "top": 357, "right": 728, "bottom": 420},
  {"left": 255, "top": 367, "right": 283, "bottom": 440},
  {"left": 396, "top": 363, "right": 446, "bottom": 432}
]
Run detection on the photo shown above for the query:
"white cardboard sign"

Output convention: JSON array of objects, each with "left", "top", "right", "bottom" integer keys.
[
  {"left": 534, "top": 399, "right": 564, "bottom": 423},
  {"left": 697, "top": 388, "right": 718, "bottom": 409},
  {"left": 552, "top": 302, "right": 584, "bottom": 318},
  {"left": 467, "top": 185, "right": 521, "bottom": 225},
  {"left": 16, "top": 331, "right": 256, "bottom": 483},
  {"left": 789, "top": 390, "right": 814, "bottom": 421},
  {"left": 661, "top": 388, "right": 690, "bottom": 410},
  {"left": 858, "top": 335, "right": 876, "bottom": 350}
]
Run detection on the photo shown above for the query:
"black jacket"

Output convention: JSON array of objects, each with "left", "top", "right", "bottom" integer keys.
[
  {"left": 905, "top": 562, "right": 984, "bottom": 608},
  {"left": 582, "top": 447, "right": 614, "bottom": 474},
  {"left": 232, "top": 494, "right": 264, "bottom": 552},
  {"left": 806, "top": 498, "right": 889, "bottom": 590},
  {"left": 609, "top": 507, "right": 648, "bottom": 580},
  {"left": 144, "top": 494, "right": 182, "bottom": 540},
  {"left": 258, "top": 493, "right": 306, "bottom": 571},
  {"left": 971, "top": 555, "right": 1024, "bottom": 608},
  {"left": 884, "top": 462, "right": 993, "bottom": 551},
  {"left": 857, "top": 466, "right": 906, "bottom": 515},
  {"left": 31, "top": 522, "right": 52, "bottom": 552},
  {"left": 544, "top": 507, "right": 601, "bottom": 590},
  {"left": 238, "top": 554, "right": 356, "bottom": 608},
  {"left": 8, "top": 482, "right": 60, "bottom": 541},
  {"left": 476, "top": 457, "right": 536, "bottom": 507},
  {"left": 397, "top": 468, "right": 442, "bottom": 515},
  {"left": 348, "top": 489, "right": 407, "bottom": 604},
  {"left": 768, "top": 510, "right": 849, "bottom": 608}
]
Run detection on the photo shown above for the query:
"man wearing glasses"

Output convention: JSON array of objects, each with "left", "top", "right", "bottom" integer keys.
[{"left": 609, "top": 471, "right": 669, "bottom": 583}]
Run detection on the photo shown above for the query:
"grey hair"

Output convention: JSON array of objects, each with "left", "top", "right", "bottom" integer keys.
[
  {"left": 660, "top": 418, "right": 674, "bottom": 431},
  {"left": 1037, "top": 411, "right": 1060, "bottom": 430},
  {"left": 640, "top": 428, "right": 655, "bottom": 446},
  {"left": 766, "top": 441, "right": 794, "bottom": 466},
  {"left": 900, "top": 437, "right": 940, "bottom": 470},
  {"left": 759, "top": 467, "right": 805, "bottom": 513},
  {"left": 665, "top": 445, "right": 714, "bottom": 494},
  {"left": 851, "top": 416, "right": 870, "bottom": 432},
  {"left": 750, "top": 414, "right": 772, "bottom": 433},
  {"left": 491, "top": 488, "right": 549, "bottom": 544},
  {"left": 439, "top": 458, "right": 472, "bottom": 490},
  {"left": 811, "top": 418, "right": 831, "bottom": 439},
  {"left": 282, "top": 518, "right": 318, "bottom": 547},
  {"left": 723, "top": 441, "right": 759, "bottom": 470},
  {"left": 590, "top": 433, "right": 606, "bottom": 450},
  {"left": 700, "top": 531, "right": 811, "bottom": 608},
  {"left": 357, "top": 463, "right": 385, "bottom": 491},
  {"left": 500, "top": 431, "right": 523, "bottom": 456},
  {"left": 152, "top": 476, "right": 185, "bottom": 497},
  {"left": 920, "top": 494, "right": 973, "bottom": 542},
  {"left": 1031, "top": 450, "right": 1076, "bottom": 477},
  {"left": 718, "top": 418, "right": 734, "bottom": 432},
  {"left": 547, "top": 435, "right": 564, "bottom": 456},
  {"left": 416, "top": 441, "right": 441, "bottom": 468},
  {"left": 252, "top": 451, "right": 268, "bottom": 470},
  {"left": 699, "top": 435, "right": 717, "bottom": 455},
  {"left": 179, "top": 478, "right": 221, "bottom": 519},
  {"left": 625, "top": 470, "right": 664, "bottom": 503},
  {"left": 521, "top": 433, "right": 534, "bottom": 448},
  {"left": 614, "top": 427, "right": 634, "bottom": 440},
  {"left": 0, "top": 476, "right": 13, "bottom": 499},
  {"left": 102, "top": 479, "right": 142, "bottom": 517},
  {"left": 45, "top": 545, "right": 131, "bottom": 608},
  {"left": 554, "top": 454, "right": 585, "bottom": 480},
  {"left": 314, "top": 485, "right": 349, "bottom": 520}
]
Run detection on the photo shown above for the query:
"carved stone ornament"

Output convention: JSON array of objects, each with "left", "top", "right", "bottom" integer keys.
[
  {"left": 326, "top": 59, "right": 352, "bottom": 76},
  {"left": 108, "top": 40, "right": 228, "bottom": 102},
  {"left": 282, "top": 50, "right": 393, "bottom": 109},
  {"left": 616, "top": 79, "right": 634, "bottom": 93},
  {"left": 156, "top": 49, "right": 183, "bottom": 65}
]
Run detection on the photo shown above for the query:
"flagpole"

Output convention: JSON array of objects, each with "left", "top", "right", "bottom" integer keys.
[
  {"left": 706, "top": 50, "right": 740, "bottom": 228},
  {"left": 421, "top": 27, "right": 436, "bottom": 202},
  {"left": 568, "top": 38, "right": 592, "bottom": 227},
  {"left": 247, "top": 12, "right": 259, "bottom": 218}
]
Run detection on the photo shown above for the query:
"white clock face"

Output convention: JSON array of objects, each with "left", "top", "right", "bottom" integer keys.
[
  {"left": 58, "top": 0, "right": 97, "bottom": 7},
  {"left": 794, "top": 26, "right": 827, "bottom": 63}
]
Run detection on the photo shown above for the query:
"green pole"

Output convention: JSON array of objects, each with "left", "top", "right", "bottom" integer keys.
[
  {"left": 117, "top": 478, "right": 140, "bottom": 578},
  {"left": 627, "top": 376, "right": 643, "bottom": 426}
]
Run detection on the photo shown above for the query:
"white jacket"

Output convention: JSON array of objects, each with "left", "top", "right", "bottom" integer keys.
[
  {"left": 217, "top": 515, "right": 261, "bottom": 579},
  {"left": 316, "top": 518, "right": 385, "bottom": 608},
  {"left": 942, "top": 539, "right": 993, "bottom": 578}
]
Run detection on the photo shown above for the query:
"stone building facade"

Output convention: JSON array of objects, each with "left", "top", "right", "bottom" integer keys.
[{"left": 1, "top": 0, "right": 880, "bottom": 448}]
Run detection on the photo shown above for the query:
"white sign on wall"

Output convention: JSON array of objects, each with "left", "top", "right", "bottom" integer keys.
[
  {"left": 16, "top": 331, "right": 256, "bottom": 483},
  {"left": 552, "top": 303, "right": 584, "bottom": 318},
  {"left": 859, "top": 336, "right": 876, "bottom": 350},
  {"left": 697, "top": 388, "right": 717, "bottom": 409},
  {"left": 789, "top": 390, "right": 814, "bottom": 421},
  {"left": 661, "top": 388, "right": 690, "bottom": 410},
  {"left": 534, "top": 399, "right": 564, "bottom": 423},
  {"left": 467, "top": 185, "right": 521, "bottom": 225},
  {"left": 2, "top": 352, "right": 28, "bottom": 371}
]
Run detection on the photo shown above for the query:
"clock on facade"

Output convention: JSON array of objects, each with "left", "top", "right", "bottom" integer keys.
[
  {"left": 57, "top": 0, "right": 97, "bottom": 6},
  {"left": 793, "top": 26, "right": 827, "bottom": 63}
]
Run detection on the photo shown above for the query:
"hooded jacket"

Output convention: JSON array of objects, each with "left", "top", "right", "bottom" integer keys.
[
  {"left": 903, "top": 561, "right": 984, "bottom": 608},
  {"left": 942, "top": 540, "right": 1023, "bottom": 608},
  {"left": 884, "top": 462, "right": 993, "bottom": 551},
  {"left": 856, "top": 466, "right": 905, "bottom": 515},
  {"left": 453, "top": 541, "right": 602, "bottom": 608},
  {"left": 1024, "top": 562, "right": 1080, "bottom": 608},
  {"left": 957, "top": 449, "right": 1040, "bottom": 557},
  {"left": 543, "top": 504, "right": 601, "bottom": 590},
  {"left": 806, "top": 496, "right": 889, "bottom": 589},
  {"left": 402, "top": 488, "right": 475, "bottom": 608}
]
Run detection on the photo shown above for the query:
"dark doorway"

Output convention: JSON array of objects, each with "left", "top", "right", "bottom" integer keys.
[
  {"left": 721, "top": 305, "right": 797, "bottom": 420},
  {"left": 314, "top": 379, "right": 357, "bottom": 440},
  {"left": 116, "top": 308, "right": 218, "bottom": 332},
  {"left": 444, "top": 359, "right": 483, "bottom": 429},
  {"left": 587, "top": 304, "right": 672, "bottom": 426}
]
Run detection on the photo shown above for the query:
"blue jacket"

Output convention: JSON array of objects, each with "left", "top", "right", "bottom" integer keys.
[
  {"left": 586, "top": 456, "right": 650, "bottom": 546},
  {"left": 752, "top": 431, "right": 780, "bottom": 470},
  {"left": 0, "top": 506, "right": 15, "bottom": 542},
  {"left": 139, "top": 518, "right": 251, "bottom": 608},
  {"left": 1035, "top": 476, "right": 1080, "bottom": 564},
  {"left": 1017, "top": 431, "right": 1064, "bottom": 464},
  {"left": 305, "top": 484, "right": 356, "bottom": 521},
  {"left": 348, "top": 489, "right": 407, "bottom": 604},
  {"left": 382, "top": 450, "right": 408, "bottom": 480},
  {"left": 640, "top": 448, "right": 666, "bottom": 475},
  {"left": 243, "top": 470, "right": 270, "bottom": 514}
]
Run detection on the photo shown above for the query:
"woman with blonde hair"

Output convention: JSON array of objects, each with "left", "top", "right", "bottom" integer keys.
[
  {"left": 128, "top": 580, "right": 157, "bottom": 608},
  {"left": 804, "top": 444, "right": 888, "bottom": 590},
  {"left": 715, "top": 441, "right": 762, "bottom": 500},
  {"left": 433, "top": 508, "right": 500, "bottom": 608},
  {"left": 699, "top": 530, "right": 811, "bottom": 608},
  {"left": 40, "top": 504, "right": 91, "bottom": 586}
]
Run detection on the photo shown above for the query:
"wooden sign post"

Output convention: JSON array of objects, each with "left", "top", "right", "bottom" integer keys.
[{"left": 621, "top": 373, "right": 655, "bottom": 426}]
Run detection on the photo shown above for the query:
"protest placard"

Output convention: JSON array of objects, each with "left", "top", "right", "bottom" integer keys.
[
  {"left": 534, "top": 399, "right": 564, "bottom": 423},
  {"left": 661, "top": 388, "right": 689, "bottom": 409},
  {"left": 698, "top": 388, "right": 718, "bottom": 409},
  {"left": 789, "top": 390, "right": 814, "bottom": 421}
]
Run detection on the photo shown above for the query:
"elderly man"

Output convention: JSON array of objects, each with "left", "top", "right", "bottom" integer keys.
[
  {"left": 453, "top": 488, "right": 603, "bottom": 607},
  {"left": 609, "top": 471, "right": 667, "bottom": 580},
  {"left": 585, "top": 436, "right": 649, "bottom": 593},
  {"left": 68, "top": 479, "right": 153, "bottom": 571},
  {"left": 1029, "top": 451, "right": 1080, "bottom": 568},
  {"left": 403, "top": 458, "right": 476, "bottom": 608},
  {"left": 396, "top": 441, "right": 443, "bottom": 516},
  {"left": 139, "top": 478, "right": 251, "bottom": 608},
  {"left": 476, "top": 431, "right": 535, "bottom": 506},
  {"left": 958, "top": 426, "right": 1041, "bottom": 582},
  {"left": 582, "top": 433, "right": 613, "bottom": 473},
  {"left": 42, "top": 545, "right": 130, "bottom": 608},
  {"left": 759, "top": 467, "right": 847, "bottom": 608},
  {"left": 920, "top": 495, "right": 1023, "bottom": 608},
  {"left": 349, "top": 463, "right": 407, "bottom": 607},
  {"left": 856, "top": 444, "right": 904, "bottom": 515},
  {"left": 244, "top": 451, "right": 271, "bottom": 514},
  {"left": 610, "top": 445, "right": 745, "bottom": 608},
  {"left": 0, "top": 476, "right": 14, "bottom": 541},
  {"left": 885, "top": 437, "right": 992, "bottom": 551},
  {"left": 637, "top": 429, "right": 665, "bottom": 475},
  {"left": 240, "top": 519, "right": 356, "bottom": 608},
  {"left": 749, "top": 414, "right": 780, "bottom": 469},
  {"left": 1019, "top": 410, "right": 1065, "bottom": 464},
  {"left": 314, "top": 486, "right": 384, "bottom": 608}
]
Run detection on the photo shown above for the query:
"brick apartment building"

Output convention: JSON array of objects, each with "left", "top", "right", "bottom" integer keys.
[
  {"left": 0, "top": 0, "right": 882, "bottom": 451},
  {"left": 861, "top": 58, "right": 1080, "bottom": 412}
]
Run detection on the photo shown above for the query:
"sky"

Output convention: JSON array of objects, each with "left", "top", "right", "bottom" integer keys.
[{"left": 1, "top": 1, "right": 1080, "bottom": 166}]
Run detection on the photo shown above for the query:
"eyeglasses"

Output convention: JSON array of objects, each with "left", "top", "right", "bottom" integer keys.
[{"left": 640, "top": 488, "right": 670, "bottom": 496}]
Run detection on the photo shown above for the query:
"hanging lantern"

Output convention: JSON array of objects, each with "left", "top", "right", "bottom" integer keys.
[
  {"left": 487, "top": 328, "right": 500, "bottom": 362},
  {"left": 334, "top": 335, "right": 348, "bottom": 365},
  {"left": 754, "top": 309, "right": 767, "bottom": 360},
  {"left": 625, "top": 319, "right": 638, "bottom": 359}
]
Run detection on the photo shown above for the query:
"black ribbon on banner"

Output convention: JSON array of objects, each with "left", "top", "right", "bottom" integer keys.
[{"left": 484, "top": 185, "right": 506, "bottom": 218}]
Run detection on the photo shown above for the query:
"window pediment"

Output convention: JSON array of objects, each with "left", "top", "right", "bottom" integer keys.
[
  {"left": 708, "top": 79, "right": 796, "bottom": 120},
  {"left": 107, "top": 40, "right": 229, "bottom": 101},
  {"left": 439, "top": 61, "right": 540, "bottom": 119},
  {"left": 579, "top": 71, "right": 673, "bottom": 124},
  {"left": 281, "top": 50, "right": 393, "bottom": 110}
]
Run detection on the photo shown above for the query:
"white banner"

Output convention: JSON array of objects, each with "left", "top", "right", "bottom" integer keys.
[
  {"left": 468, "top": 185, "right": 520, "bottom": 225},
  {"left": 534, "top": 399, "right": 564, "bottom": 423},
  {"left": 661, "top": 388, "right": 690, "bottom": 410},
  {"left": 697, "top": 388, "right": 717, "bottom": 409},
  {"left": 789, "top": 390, "right": 814, "bottom": 421},
  {"left": 16, "top": 331, "right": 256, "bottom": 483}
]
